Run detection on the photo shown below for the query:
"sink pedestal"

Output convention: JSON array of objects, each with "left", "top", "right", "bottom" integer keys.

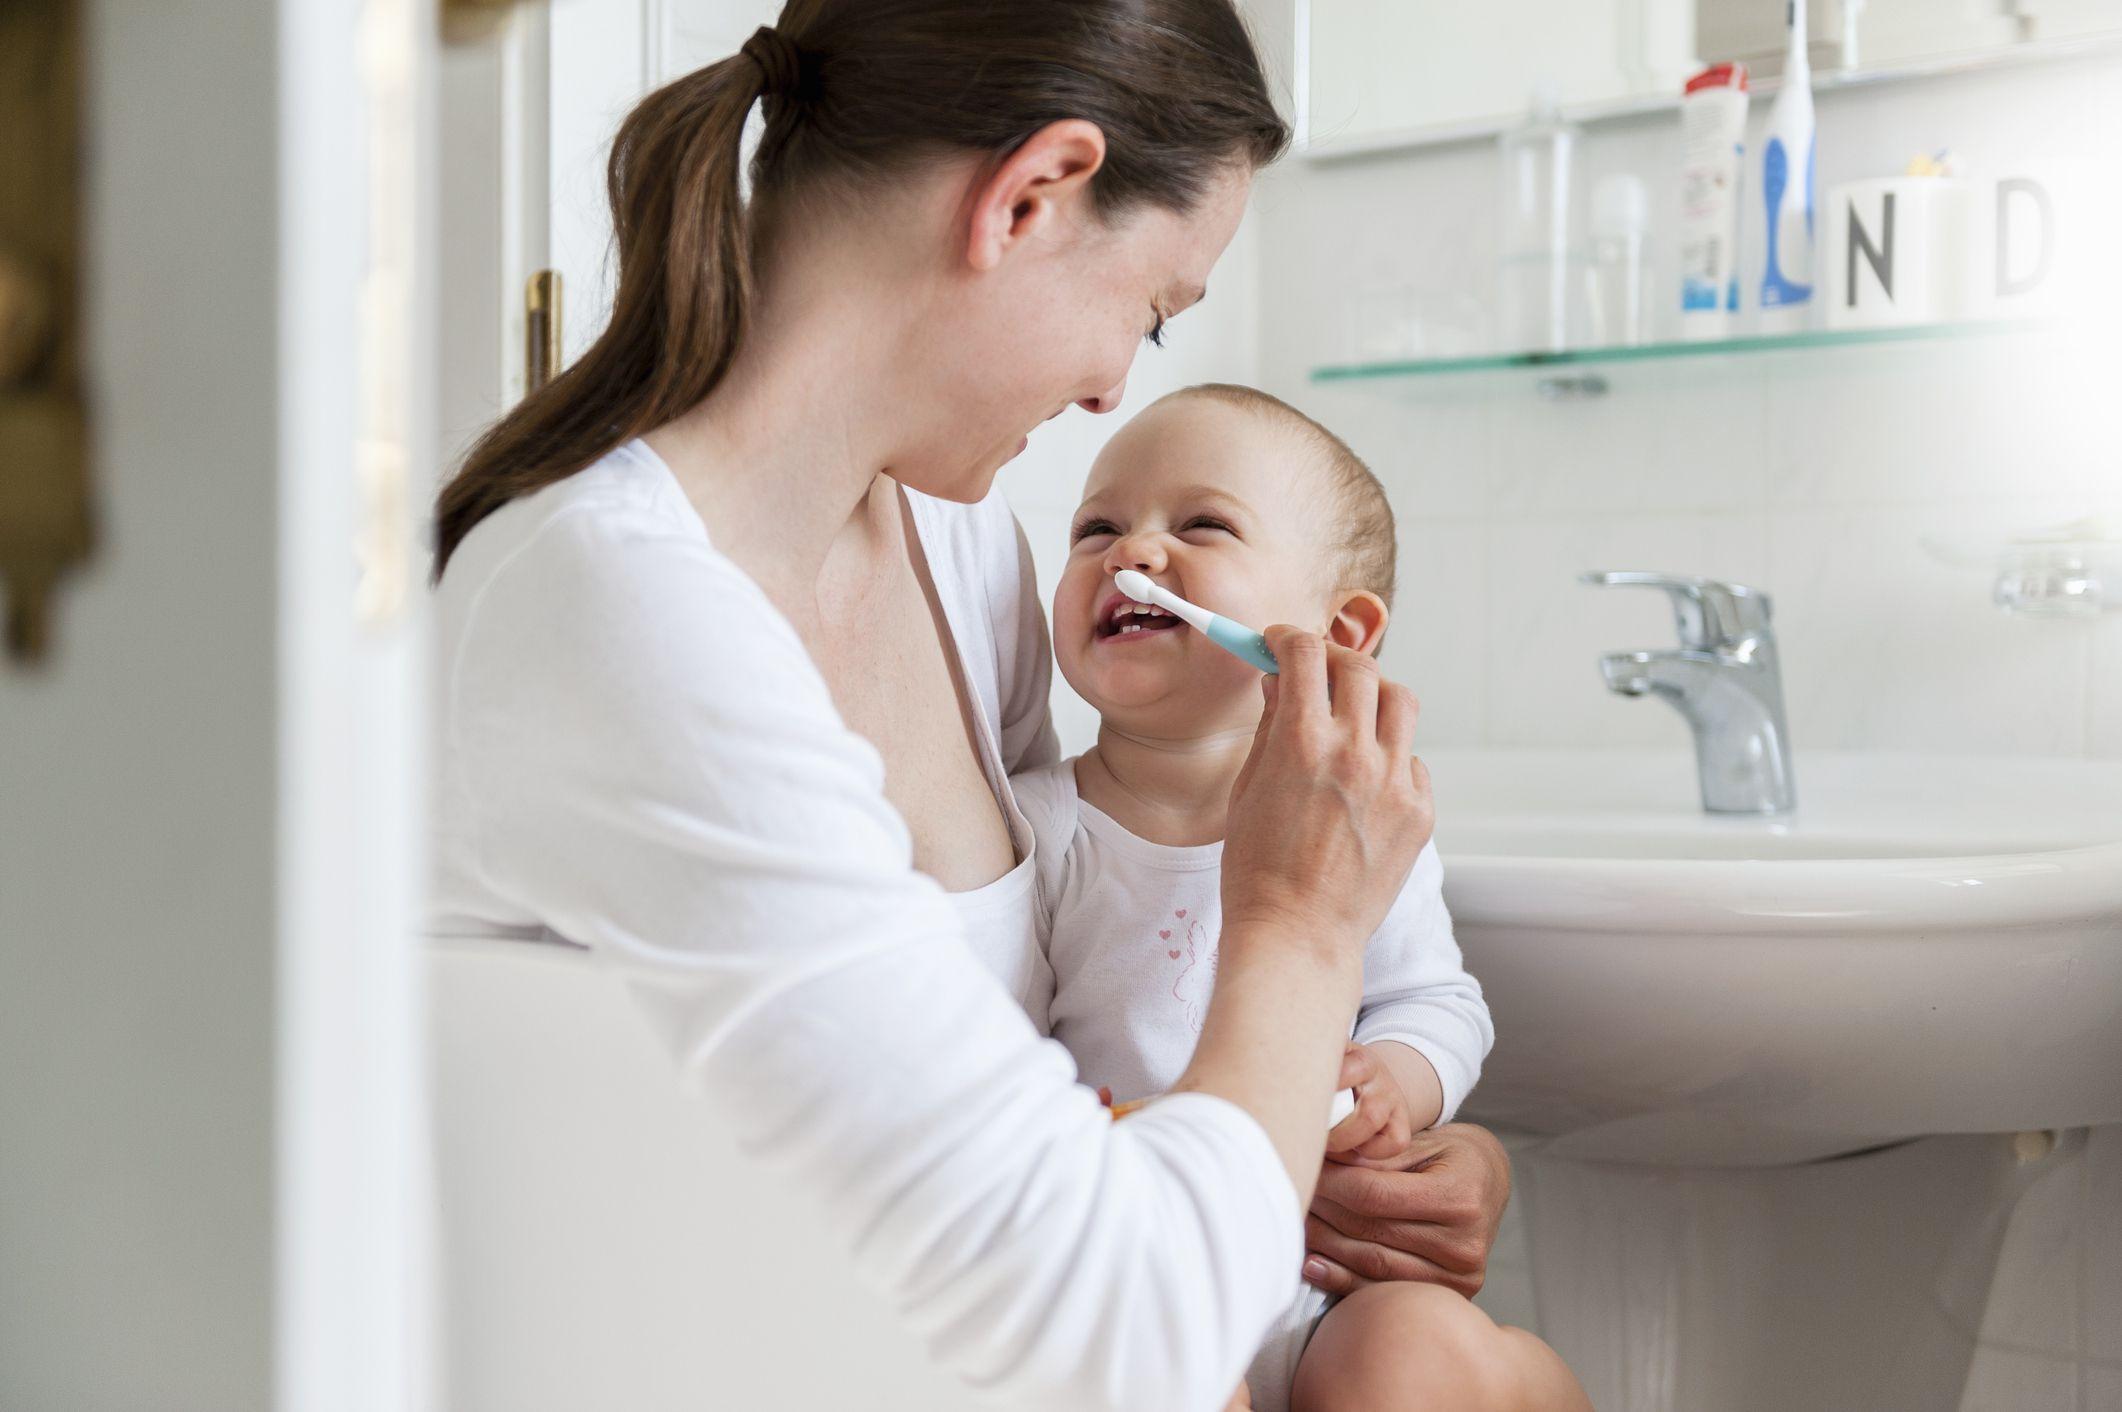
[{"left": 1514, "top": 1130, "right": 2083, "bottom": 1412}]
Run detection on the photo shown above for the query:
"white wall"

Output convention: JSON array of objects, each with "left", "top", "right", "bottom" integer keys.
[
  {"left": 1247, "top": 31, "right": 2122, "bottom": 1407},
  {"left": 0, "top": 2, "right": 280, "bottom": 1405}
]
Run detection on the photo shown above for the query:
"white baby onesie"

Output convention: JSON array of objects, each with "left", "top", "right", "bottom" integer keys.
[{"left": 1009, "top": 758, "right": 1494, "bottom": 1412}]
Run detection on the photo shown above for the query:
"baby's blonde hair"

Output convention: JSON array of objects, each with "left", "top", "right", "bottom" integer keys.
[{"left": 1165, "top": 383, "right": 1397, "bottom": 608}]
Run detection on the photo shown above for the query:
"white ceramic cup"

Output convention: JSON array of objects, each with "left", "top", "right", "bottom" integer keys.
[{"left": 1824, "top": 176, "right": 1973, "bottom": 329}]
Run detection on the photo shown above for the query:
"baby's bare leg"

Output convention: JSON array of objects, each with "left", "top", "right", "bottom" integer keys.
[{"left": 1290, "top": 1283, "right": 1589, "bottom": 1412}]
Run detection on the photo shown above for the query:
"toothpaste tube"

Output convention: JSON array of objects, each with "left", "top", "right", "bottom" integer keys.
[{"left": 1680, "top": 61, "right": 1749, "bottom": 339}]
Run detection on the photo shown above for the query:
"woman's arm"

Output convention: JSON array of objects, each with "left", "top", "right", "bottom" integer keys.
[
  {"left": 1175, "top": 632, "right": 1436, "bottom": 1206},
  {"left": 447, "top": 506, "right": 1300, "bottom": 1411}
]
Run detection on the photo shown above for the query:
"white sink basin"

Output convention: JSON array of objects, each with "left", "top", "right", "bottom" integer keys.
[{"left": 1428, "top": 748, "right": 2122, "bottom": 1165}]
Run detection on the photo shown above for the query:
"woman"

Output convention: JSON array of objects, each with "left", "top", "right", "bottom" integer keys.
[{"left": 430, "top": 3, "right": 1548, "bottom": 1407}]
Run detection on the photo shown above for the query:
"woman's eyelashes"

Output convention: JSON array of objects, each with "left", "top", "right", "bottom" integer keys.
[{"left": 1144, "top": 309, "right": 1167, "bottom": 347}]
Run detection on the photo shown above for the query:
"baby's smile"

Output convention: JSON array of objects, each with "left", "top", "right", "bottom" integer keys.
[{"left": 1095, "top": 591, "right": 1187, "bottom": 642}]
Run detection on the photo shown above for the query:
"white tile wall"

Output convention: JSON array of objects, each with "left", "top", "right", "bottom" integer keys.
[
  {"left": 2088, "top": 1363, "right": 2122, "bottom": 1412},
  {"left": 2087, "top": 1128, "right": 2122, "bottom": 1368},
  {"left": 1980, "top": 1150, "right": 2085, "bottom": 1360},
  {"left": 1960, "top": 1345, "right": 2083, "bottom": 1412},
  {"left": 1298, "top": 342, "right": 2122, "bottom": 759}
]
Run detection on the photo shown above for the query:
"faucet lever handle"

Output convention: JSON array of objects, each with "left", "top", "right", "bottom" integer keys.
[{"left": 1580, "top": 570, "right": 1773, "bottom": 649}]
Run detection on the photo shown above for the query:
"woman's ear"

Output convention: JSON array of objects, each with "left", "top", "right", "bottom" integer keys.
[
  {"left": 964, "top": 119, "right": 1107, "bottom": 273},
  {"left": 1326, "top": 590, "right": 1390, "bottom": 658}
]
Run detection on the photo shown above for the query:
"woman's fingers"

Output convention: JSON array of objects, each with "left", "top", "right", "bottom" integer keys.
[
  {"left": 1329, "top": 642, "right": 1381, "bottom": 736},
  {"left": 1378, "top": 681, "right": 1420, "bottom": 764},
  {"left": 1300, "top": 1251, "right": 1365, "bottom": 1296},
  {"left": 1260, "top": 624, "right": 1327, "bottom": 735},
  {"left": 1300, "top": 1216, "right": 1483, "bottom": 1296},
  {"left": 1226, "top": 672, "right": 1279, "bottom": 808},
  {"left": 1405, "top": 751, "right": 1434, "bottom": 839},
  {"left": 1222, "top": 624, "right": 1434, "bottom": 953}
]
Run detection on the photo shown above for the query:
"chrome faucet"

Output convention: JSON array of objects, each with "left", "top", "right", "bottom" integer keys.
[{"left": 1582, "top": 571, "right": 1795, "bottom": 815}]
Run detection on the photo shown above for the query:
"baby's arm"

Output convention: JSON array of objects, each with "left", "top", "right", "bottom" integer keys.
[{"left": 1345, "top": 841, "right": 1494, "bottom": 1138}]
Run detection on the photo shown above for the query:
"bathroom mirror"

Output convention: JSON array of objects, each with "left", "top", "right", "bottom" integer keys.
[{"left": 1299, "top": 0, "right": 2122, "bottom": 155}]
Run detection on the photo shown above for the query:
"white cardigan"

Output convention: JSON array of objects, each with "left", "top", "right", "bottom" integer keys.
[{"left": 427, "top": 441, "right": 1301, "bottom": 1412}]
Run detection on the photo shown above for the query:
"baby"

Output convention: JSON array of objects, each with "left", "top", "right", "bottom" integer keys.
[{"left": 1012, "top": 385, "right": 1505, "bottom": 1412}]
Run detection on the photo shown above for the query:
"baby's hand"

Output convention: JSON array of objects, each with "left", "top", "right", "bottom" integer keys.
[{"left": 1325, "top": 1042, "right": 1415, "bottom": 1163}]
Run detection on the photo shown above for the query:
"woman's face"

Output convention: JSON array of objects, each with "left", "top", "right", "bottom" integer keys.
[{"left": 895, "top": 163, "right": 1254, "bottom": 502}]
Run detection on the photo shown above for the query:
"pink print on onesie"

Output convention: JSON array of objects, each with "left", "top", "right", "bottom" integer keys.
[{"left": 1165, "top": 908, "right": 1216, "bottom": 1034}]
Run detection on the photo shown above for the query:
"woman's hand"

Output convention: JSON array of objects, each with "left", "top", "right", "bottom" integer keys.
[
  {"left": 1221, "top": 627, "right": 1433, "bottom": 957},
  {"left": 1300, "top": 1124, "right": 1512, "bottom": 1299},
  {"left": 1174, "top": 626, "right": 1434, "bottom": 1205}
]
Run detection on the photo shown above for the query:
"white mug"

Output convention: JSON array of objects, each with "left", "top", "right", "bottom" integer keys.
[
  {"left": 1824, "top": 177, "right": 1973, "bottom": 329},
  {"left": 1962, "top": 164, "right": 2093, "bottom": 320}
]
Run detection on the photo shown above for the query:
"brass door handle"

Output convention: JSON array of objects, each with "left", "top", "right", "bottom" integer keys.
[
  {"left": 440, "top": 0, "right": 530, "bottom": 45},
  {"left": 525, "top": 269, "right": 561, "bottom": 395},
  {"left": 0, "top": 246, "right": 54, "bottom": 385},
  {"left": 1, "top": 0, "right": 87, "bottom": 668}
]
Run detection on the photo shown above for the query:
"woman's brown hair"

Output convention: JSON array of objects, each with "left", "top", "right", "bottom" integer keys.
[{"left": 432, "top": 0, "right": 1290, "bottom": 577}]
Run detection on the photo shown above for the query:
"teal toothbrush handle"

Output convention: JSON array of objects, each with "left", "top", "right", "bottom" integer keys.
[{"left": 1206, "top": 615, "right": 1280, "bottom": 675}]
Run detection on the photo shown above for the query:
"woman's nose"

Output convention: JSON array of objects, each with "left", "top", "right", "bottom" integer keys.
[{"left": 1076, "top": 374, "right": 1129, "bottom": 416}]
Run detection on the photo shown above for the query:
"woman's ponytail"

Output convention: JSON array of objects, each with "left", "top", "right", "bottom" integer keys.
[{"left": 433, "top": 48, "right": 765, "bottom": 577}]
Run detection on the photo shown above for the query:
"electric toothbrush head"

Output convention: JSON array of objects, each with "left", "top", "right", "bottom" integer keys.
[{"left": 1114, "top": 569, "right": 1156, "bottom": 604}]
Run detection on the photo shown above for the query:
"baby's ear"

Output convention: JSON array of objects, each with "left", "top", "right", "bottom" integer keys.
[{"left": 1326, "top": 590, "right": 1389, "bottom": 657}]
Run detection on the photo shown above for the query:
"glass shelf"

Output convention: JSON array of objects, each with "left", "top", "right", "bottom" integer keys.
[{"left": 1310, "top": 318, "right": 2054, "bottom": 386}]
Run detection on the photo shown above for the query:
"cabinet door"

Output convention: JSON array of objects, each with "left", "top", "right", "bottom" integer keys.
[
  {"left": 1305, "top": 0, "right": 1696, "bottom": 145},
  {"left": 2014, "top": 0, "right": 2122, "bottom": 40}
]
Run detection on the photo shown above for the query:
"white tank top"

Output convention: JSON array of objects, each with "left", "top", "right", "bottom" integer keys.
[{"left": 897, "top": 483, "right": 1059, "bottom": 1027}]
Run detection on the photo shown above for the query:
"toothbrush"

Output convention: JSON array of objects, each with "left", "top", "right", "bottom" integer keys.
[{"left": 1113, "top": 569, "right": 1279, "bottom": 675}]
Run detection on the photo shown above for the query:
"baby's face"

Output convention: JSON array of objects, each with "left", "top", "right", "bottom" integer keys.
[{"left": 1053, "top": 397, "right": 1344, "bottom": 735}]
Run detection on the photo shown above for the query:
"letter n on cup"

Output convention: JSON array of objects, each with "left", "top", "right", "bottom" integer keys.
[{"left": 1826, "top": 177, "right": 1970, "bottom": 330}]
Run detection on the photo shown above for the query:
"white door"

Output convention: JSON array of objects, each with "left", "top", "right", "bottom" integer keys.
[{"left": 436, "top": 0, "right": 779, "bottom": 472}]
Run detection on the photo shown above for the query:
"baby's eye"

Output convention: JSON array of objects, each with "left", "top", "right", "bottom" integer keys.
[
  {"left": 1071, "top": 518, "right": 1118, "bottom": 544},
  {"left": 1182, "top": 517, "right": 1233, "bottom": 535}
]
